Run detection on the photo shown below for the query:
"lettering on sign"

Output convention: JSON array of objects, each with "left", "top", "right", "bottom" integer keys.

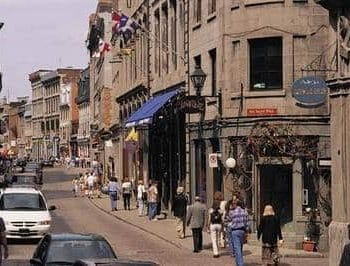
[
  {"left": 292, "top": 76, "right": 328, "bottom": 107},
  {"left": 178, "top": 96, "right": 205, "bottom": 113},
  {"left": 247, "top": 108, "right": 277, "bottom": 116}
]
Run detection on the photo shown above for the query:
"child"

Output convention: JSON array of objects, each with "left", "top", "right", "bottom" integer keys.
[{"left": 72, "top": 176, "right": 79, "bottom": 197}]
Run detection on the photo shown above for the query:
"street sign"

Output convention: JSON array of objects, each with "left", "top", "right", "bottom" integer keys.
[{"left": 209, "top": 153, "right": 218, "bottom": 168}]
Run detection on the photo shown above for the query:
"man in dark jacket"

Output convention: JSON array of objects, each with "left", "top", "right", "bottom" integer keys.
[
  {"left": 172, "top": 186, "right": 188, "bottom": 239},
  {"left": 186, "top": 196, "right": 207, "bottom": 253}
]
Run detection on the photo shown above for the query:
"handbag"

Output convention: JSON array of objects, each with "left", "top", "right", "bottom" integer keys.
[{"left": 142, "top": 191, "right": 148, "bottom": 201}]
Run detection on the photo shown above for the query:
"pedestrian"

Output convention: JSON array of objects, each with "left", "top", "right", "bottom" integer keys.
[
  {"left": 171, "top": 186, "right": 188, "bottom": 239},
  {"left": 224, "top": 200, "right": 234, "bottom": 256},
  {"left": 79, "top": 173, "right": 85, "bottom": 197},
  {"left": 137, "top": 180, "right": 146, "bottom": 216},
  {"left": 257, "top": 205, "right": 283, "bottom": 266},
  {"left": 122, "top": 177, "right": 132, "bottom": 210},
  {"left": 87, "top": 172, "right": 95, "bottom": 199},
  {"left": 340, "top": 242, "right": 350, "bottom": 266},
  {"left": 147, "top": 180, "right": 158, "bottom": 221},
  {"left": 0, "top": 216, "right": 8, "bottom": 264},
  {"left": 213, "top": 191, "right": 227, "bottom": 248},
  {"left": 227, "top": 198, "right": 249, "bottom": 266},
  {"left": 72, "top": 176, "right": 79, "bottom": 197},
  {"left": 186, "top": 195, "right": 207, "bottom": 253},
  {"left": 207, "top": 200, "right": 223, "bottom": 258},
  {"left": 108, "top": 177, "right": 120, "bottom": 211}
]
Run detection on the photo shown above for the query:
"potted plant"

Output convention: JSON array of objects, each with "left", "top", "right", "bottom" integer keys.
[{"left": 303, "top": 208, "right": 321, "bottom": 252}]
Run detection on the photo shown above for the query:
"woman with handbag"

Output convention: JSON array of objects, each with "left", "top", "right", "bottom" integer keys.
[
  {"left": 108, "top": 177, "right": 120, "bottom": 211},
  {"left": 257, "top": 205, "right": 283, "bottom": 265}
]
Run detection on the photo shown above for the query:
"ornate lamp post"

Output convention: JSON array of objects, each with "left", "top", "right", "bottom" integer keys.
[{"left": 190, "top": 64, "right": 207, "bottom": 96}]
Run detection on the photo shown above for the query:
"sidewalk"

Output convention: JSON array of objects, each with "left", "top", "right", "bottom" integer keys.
[{"left": 89, "top": 195, "right": 325, "bottom": 259}]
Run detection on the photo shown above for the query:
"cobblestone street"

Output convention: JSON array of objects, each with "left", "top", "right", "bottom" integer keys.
[{"left": 5, "top": 168, "right": 330, "bottom": 265}]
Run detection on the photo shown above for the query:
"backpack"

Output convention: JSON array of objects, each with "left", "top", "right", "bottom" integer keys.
[{"left": 210, "top": 208, "right": 222, "bottom": 224}]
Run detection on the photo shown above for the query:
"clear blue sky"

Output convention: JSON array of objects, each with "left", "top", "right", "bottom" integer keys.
[{"left": 0, "top": 0, "right": 96, "bottom": 100}]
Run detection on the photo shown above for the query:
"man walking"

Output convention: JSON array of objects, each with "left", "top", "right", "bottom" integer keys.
[
  {"left": 0, "top": 216, "right": 8, "bottom": 264},
  {"left": 122, "top": 177, "right": 132, "bottom": 210},
  {"left": 186, "top": 196, "right": 207, "bottom": 253},
  {"left": 172, "top": 186, "right": 188, "bottom": 239},
  {"left": 228, "top": 199, "right": 249, "bottom": 266}
]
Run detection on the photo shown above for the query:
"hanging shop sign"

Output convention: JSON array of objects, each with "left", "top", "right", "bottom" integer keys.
[
  {"left": 292, "top": 76, "right": 328, "bottom": 107},
  {"left": 178, "top": 96, "right": 205, "bottom": 113},
  {"left": 247, "top": 108, "right": 277, "bottom": 116}
]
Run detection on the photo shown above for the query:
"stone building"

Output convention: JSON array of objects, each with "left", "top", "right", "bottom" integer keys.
[
  {"left": 57, "top": 68, "right": 81, "bottom": 159},
  {"left": 187, "top": 0, "right": 331, "bottom": 248},
  {"left": 315, "top": 0, "right": 350, "bottom": 264},
  {"left": 105, "top": 0, "right": 333, "bottom": 248},
  {"left": 86, "top": 0, "right": 115, "bottom": 181},
  {"left": 29, "top": 70, "right": 51, "bottom": 161},
  {"left": 24, "top": 102, "right": 32, "bottom": 157},
  {"left": 41, "top": 71, "right": 60, "bottom": 159},
  {"left": 76, "top": 68, "right": 91, "bottom": 165}
]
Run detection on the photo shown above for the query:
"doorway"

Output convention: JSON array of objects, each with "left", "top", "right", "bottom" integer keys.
[{"left": 260, "top": 164, "right": 293, "bottom": 225}]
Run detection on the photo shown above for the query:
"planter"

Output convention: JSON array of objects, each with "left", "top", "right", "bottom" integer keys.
[{"left": 303, "top": 240, "right": 316, "bottom": 252}]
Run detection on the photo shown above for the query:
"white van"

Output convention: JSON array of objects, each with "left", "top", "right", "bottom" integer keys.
[{"left": 0, "top": 187, "right": 55, "bottom": 239}]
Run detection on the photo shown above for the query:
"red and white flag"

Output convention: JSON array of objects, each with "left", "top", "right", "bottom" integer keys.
[{"left": 98, "top": 38, "right": 111, "bottom": 55}]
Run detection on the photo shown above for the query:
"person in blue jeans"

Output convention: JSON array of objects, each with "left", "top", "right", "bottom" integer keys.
[
  {"left": 228, "top": 199, "right": 249, "bottom": 266},
  {"left": 108, "top": 177, "right": 120, "bottom": 211},
  {"left": 147, "top": 180, "right": 158, "bottom": 220}
]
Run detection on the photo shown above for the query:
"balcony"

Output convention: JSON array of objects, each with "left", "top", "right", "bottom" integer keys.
[{"left": 315, "top": 0, "right": 348, "bottom": 9}]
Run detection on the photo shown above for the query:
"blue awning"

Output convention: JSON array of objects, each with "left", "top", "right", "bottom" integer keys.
[{"left": 125, "top": 89, "right": 180, "bottom": 128}]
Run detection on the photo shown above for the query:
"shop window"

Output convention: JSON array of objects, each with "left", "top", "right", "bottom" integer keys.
[{"left": 249, "top": 37, "right": 283, "bottom": 90}]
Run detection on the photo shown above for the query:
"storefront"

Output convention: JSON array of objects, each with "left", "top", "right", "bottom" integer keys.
[{"left": 124, "top": 88, "right": 186, "bottom": 213}]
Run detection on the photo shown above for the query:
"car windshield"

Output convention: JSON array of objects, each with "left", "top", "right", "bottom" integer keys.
[
  {"left": 46, "top": 240, "right": 117, "bottom": 264},
  {"left": 0, "top": 193, "right": 47, "bottom": 210}
]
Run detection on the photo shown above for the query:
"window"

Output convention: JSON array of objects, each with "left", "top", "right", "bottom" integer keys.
[
  {"left": 208, "top": 0, "right": 216, "bottom": 15},
  {"left": 194, "top": 55, "right": 201, "bottom": 67},
  {"left": 194, "top": 0, "right": 202, "bottom": 23},
  {"left": 209, "top": 49, "right": 217, "bottom": 96},
  {"left": 249, "top": 37, "right": 282, "bottom": 90}
]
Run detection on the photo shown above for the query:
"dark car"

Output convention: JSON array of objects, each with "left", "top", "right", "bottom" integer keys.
[
  {"left": 9, "top": 172, "right": 40, "bottom": 188},
  {"left": 25, "top": 163, "right": 43, "bottom": 184},
  {"left": 73, "top": 259, "right": 158, "bottom": 266},
  {"left": 41, "top": 158, "right": 55, "bottom": 167},
  {"left": 30, "top": 233, "right": 117, "bottom": 266}
]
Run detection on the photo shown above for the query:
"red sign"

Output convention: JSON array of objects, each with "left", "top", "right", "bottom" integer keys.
[{"left": 247, "top": 108, "right": 277, "bottom": 116}]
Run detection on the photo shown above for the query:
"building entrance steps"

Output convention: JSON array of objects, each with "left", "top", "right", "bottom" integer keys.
[{"left": 89, "top": 195, "right": 326, "bottom": 259}]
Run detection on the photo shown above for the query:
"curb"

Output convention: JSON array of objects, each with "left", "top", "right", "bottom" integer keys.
[{"left": 88, "top": 198, "right": 184, "bottom": 250}]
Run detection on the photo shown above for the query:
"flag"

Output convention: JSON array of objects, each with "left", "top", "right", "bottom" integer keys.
[
  {"left": 119, "top": 19, "right": 140, "bottom": 43},
  {"left": 111, "top": 10, "right": 122, "bottom": 33},
  {"left": 98, "top": 38, "right": 111, "bottom": 56},
  {"left": 125, "top": 127, "right": 138, "bottom": 142}
]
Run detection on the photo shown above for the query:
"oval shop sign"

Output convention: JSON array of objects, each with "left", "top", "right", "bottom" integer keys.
[{"left": 292, "top": 76, "right": 328, "bottom": 107}]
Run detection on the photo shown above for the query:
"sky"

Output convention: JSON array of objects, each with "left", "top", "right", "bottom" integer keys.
[{"left": 0, "top": 0, "right": 96, "bottom": 100}]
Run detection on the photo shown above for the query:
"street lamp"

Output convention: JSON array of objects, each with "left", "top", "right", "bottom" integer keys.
[{"left": 190, "top": 64, "right": 207, "bottom": 96}]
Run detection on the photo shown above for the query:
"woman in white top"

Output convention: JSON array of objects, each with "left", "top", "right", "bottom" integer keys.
[{"left": 137, "top": 180, "right": 146, "bottom": 216}]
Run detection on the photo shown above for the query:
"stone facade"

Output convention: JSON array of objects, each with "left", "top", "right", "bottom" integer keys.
[
  {"left": 315, "top": 1, "right": 350, "bottom": 264},
  {"left": 29, "top": 70, "right": 51, "bottom": 161}
]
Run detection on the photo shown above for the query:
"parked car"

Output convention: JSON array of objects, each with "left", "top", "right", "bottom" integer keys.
[
  {"left": 25, "top": 162, "right": 43, "bottom": 184},
  {"left": 8, "top": 172, "right": 40, "bottom": 189},
  {"left": 30, "top": 233, "right": 117, "bottom": 266},
  {"left": 41, "top": 157, "right": 55, "bottom": 167},
  {"left": 73, "top": 259, "right": 158, "bottom": 266},
  {"left": 0, "top": 187, "right": 55, "bottom": 239}
]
